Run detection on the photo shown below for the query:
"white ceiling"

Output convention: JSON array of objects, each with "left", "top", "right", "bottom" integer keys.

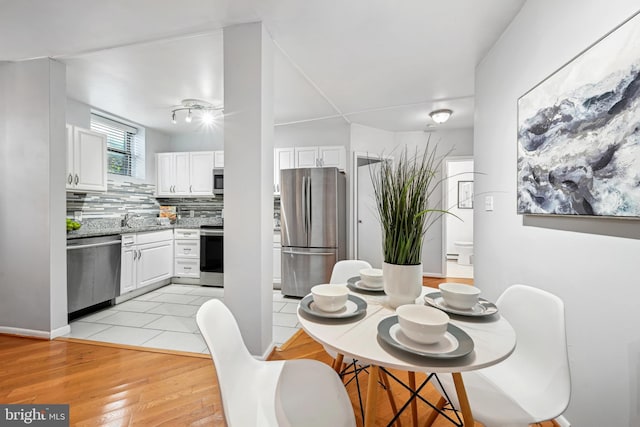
[{"left": 0, "top": 0, "right": 526, "bottom": 134}]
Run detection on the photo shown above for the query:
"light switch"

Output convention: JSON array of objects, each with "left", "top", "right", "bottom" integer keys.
[
  {"left": 74, "top": 211, "right": 82, "bottom": 221},
  {"left": 485, "top": 196, "right": 494, "bottom": 211}
]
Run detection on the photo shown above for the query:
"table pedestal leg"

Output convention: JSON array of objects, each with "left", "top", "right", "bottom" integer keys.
[
  {"left": 408, "top": 372, "right": 418, "bottom": 427},
  {"left": 452, "top": 372, "right": 475, "bottom": 426},
  {"left": 364, "top": 365, "right": 379, "bottom": 427},
  {"left": 333, "top": 353, "right": 344, "bottom": 374}
]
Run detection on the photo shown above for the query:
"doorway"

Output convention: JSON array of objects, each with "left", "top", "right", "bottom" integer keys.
[
  {"left": 443, "top": 157, "right": 474, "bottom": 279},
  {"left": 352, "top": 152, "right": 389, "bottom": 268}
]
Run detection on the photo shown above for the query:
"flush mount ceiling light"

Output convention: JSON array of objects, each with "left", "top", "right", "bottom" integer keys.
[
  {"left": 429, "top": 109, "right": 453, "bottom": 124},
  {"left": 171, "top": 99, "right": 223, "bottom": 124}
]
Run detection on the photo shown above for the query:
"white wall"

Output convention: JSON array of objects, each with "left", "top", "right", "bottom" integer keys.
[
  {"left": 475, "top": 2, "right": 640, "bottom": 426},
  {"left": 350, "top": 124, "right": 473, "bottom": 275},
  {"left": 168, "top": 128, "right": 224, "bottom": 151},
  {"left": 66, "top": 98, "right": 172, "bottom": 184},
  {"left": 0, "top": 59, "right": 68, "bottom": 336},
  {"left": 275, "top": 117, "right": 349, "bottom": 149},
  {"left": 445, "top": 160, "right": 474, "bottom": 256}
]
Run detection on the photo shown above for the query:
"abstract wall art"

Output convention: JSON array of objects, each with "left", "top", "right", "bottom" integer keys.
[{"left": 517, "top": 12, "right": 640, "bottom": 217}]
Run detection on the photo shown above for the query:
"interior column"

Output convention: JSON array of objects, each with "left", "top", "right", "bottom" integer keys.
[{"left": 223, "top": 22, "right": 275, "bottom": 357}]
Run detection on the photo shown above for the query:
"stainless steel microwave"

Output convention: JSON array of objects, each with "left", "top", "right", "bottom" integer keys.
[{"left": 213, "top": 168, "right": 224, "bottom": 195}]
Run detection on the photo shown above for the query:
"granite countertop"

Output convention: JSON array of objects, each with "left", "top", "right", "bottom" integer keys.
[{"left": 66, "top": 217, "right": 222, "bottom": 240}]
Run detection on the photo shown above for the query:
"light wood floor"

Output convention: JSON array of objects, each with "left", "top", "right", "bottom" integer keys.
[{"left": 0, "top": 279, "right": 556, "bottom": 426}]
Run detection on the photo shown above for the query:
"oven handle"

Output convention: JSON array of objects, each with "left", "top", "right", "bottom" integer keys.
[
  {"left": 67, "top": 240, "right": 121, "bottom": 250},
  {"left": 200, "top": 230, "right": 224, "bottom": 236}
]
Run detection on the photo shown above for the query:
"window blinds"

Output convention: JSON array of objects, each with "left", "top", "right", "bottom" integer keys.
[{"left": 90, "top": 113, "right": 144, "bottom": 178}]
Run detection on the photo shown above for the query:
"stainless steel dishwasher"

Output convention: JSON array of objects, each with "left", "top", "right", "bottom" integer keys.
[{"left": 67, "top": 234, "right": 121, "bottom": 315}]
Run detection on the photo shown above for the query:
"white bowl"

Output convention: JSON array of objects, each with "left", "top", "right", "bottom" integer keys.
[
  {"left": 396, "top": 304, "right": 449, "bottom": 344},
  {"left": 311, "top": 284, "right": 349, "bottom": 312},
  {"left": 359, "top": 268, "right": 384, "bottom": 289},
  {"left": 438, "top": 283, "right": 481, "bottom": 310}
]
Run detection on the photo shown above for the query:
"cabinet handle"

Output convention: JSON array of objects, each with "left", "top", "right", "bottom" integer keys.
[
  {"left": 133, "top": 250, "right": 138, "bottom": 260},
  {"left": 67, "top": 174, "right": 73, "bottom": 184},
  {"left": 184, "top": 248, "right": 191, "bottom": 252},
  {"left": 190, "top": 185, "right": 192, "bottom": 193},
  {"left": 138, "top": 250, "right": 142, "bottom": 259},
  {"left": 74, "top": 174, "right": 79, "bottom": 185},
  {"left": 184, "top": 266, "right": 192, "bottom": 270}
]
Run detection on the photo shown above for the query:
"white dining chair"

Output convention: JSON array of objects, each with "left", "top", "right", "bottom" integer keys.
[
  {"left": 196, "top": 299, "right": 356, "bottom": 427},
  {"left": 432, "top": 284, "right": 571, "bottom": 427}
]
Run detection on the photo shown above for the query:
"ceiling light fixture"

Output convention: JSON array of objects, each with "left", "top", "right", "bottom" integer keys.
[
  {"left": 171, "top": 99, "right": 223, "bottom": 125},
  {"left": 429, "top": 109, "right": 453, "bottom": 124}
]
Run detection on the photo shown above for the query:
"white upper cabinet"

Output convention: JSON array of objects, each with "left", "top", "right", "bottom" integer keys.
[
  {"left": 293, "top": 146, "right": 346, "bottom": 170},
  {"left": 274, "top": 148, "right": 295, "bottom": 194},
  {"left": 213, "top": 150, "right": 224, "bottom": 168},
  {"left": 189, "top": 152, "right": 215, "bottom": 195},
  {"left": 156, "top": 151, "right": 214, "bottom": 197},
  {"left": 66, "top": 125, "right": 107, "bottom": 192}
]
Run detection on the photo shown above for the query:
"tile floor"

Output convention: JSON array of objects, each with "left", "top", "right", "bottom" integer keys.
[{"left": 64, "top": 284, "right": 303, "bottom": 353}]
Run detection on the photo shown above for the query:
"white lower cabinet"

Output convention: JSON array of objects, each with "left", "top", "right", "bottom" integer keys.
[
  {"left": 174, "top": 228, "right": 200, "bottom": 278},
  {"left": 120, "top": 230, "right": 174, "bottom": 295}
]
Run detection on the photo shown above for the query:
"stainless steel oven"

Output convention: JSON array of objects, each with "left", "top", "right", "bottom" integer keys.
[
  {"left": 200, "top": 225, "right": 223, "bottom": 286},
  {"left": 213, "top": 168, "right": 224, "bottom": 195}
]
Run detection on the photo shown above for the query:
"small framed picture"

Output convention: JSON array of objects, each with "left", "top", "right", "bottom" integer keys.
[{"left": 458, "top": 181, "right": 474, "bottom": 209}]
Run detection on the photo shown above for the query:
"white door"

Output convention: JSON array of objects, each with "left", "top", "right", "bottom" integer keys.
[
  {"left": 189, "top": 151, "right": 214, "bottom": 195},
  {"left": 294, "top": 147, "right": 318, "bottom": 168},
  {"left": 73, "top": 127, "right": 107, "bottom": 192},
  {"left": 156, "top": 153, "right": 175, "bottom": 196},
  {"left": 173, "top": 152, "right": 190, "bottom": 195},
  {"left": 137, "top": 240, "right": 174, "bottom": 288},
  {"left": 357, "top": 158, "right": 384, "bottom": 268}
]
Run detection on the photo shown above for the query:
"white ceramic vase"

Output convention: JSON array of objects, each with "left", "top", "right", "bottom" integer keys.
[{"left": 382, "top": 262, "right": 423, "bottom": 308}]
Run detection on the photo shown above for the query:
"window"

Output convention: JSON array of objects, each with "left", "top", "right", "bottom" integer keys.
[{"left": 90, "top": 113, "right": 145, "bottom": 179}]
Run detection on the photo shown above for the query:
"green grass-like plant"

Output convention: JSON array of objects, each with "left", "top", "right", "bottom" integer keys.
[{"left": 371, "top": 142, "right": 452, "bottom": 265}]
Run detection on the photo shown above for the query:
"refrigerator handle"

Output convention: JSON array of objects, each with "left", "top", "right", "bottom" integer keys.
[
  {"left": 301, "top": 175, "right": 307, "bottom": 241},
  {"left": 282, "top": 249, "right": 335, "bottom": 256},
  {"left": 307, "top": 174, "right": 312, "bottom": 244}
]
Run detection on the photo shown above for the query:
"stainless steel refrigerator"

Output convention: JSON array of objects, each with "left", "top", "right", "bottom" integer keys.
[{"left": 280, "top": 167, "right": 346, "bottom": 297}]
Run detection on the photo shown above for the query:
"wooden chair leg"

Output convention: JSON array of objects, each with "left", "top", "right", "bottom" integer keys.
[
  {"left": 423, "top": 396, "right": 446, "bottom": 427},
  {"left": 332, "top": 353, "right": 344, "bottom": 373},
  {"left": 379, "top": 369, "right": 402, "bottom": 427},
  {"left": 408, "top": 372, "right": 418, "bottom": 427}
]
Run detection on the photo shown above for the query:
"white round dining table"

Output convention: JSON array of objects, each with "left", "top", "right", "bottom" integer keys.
[{"left": 297, "top": 286, "right": 516, "bottom": 427}]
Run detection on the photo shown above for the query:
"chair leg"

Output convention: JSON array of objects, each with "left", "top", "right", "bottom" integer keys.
[
  {"left": 408, "top": 372, "right": 418, "bottom": 427},
  {"left": 379, "top": 369, "right": 402, "bottom": 427},
  {"left": 423, "top": 396, "right": 446, "bottom": 427},
  {"left": 332, "top": 353, "right": 344, "bottom": 373}
]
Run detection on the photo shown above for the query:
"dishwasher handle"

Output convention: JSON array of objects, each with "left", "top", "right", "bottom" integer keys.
[{"left": 67, "top": 240, "right": 121, "bottom": 250}]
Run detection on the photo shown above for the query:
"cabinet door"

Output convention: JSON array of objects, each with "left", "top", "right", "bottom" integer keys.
[
  {"left": 156, "top": 153, "right": 175, "bottom": 196},
  {"left": 274, "top": 148, "right": 295, "bottom": 194},
  {"left": 137, "top": 240, "right": 174, "bottom": 288},
  {"left": 318, "top": 146, "right": 346, "bottom": 170},
  {"left": 294, "top": 147, "right": 319, "bottom": 168},
  {"left": 189, "top": 152, "right": 214, "bottom": 195},
  {"left": 213, "top": 151, "right": 224, "bottom": 168},
  {"left": 120, "top": 245, "right": 137, "bottom": 295},
  {"left": 73, "top": 127, "right": 108, "bottom": 192},
  {"left": 173, "top": 152, "right": 190, "bottom": 195},
  {"left": 66, "top": 125, "right": 75, "bottom": 189}
]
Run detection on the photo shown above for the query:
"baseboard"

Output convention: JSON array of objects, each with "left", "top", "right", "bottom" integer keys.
[
  {"left": 555, "top": 415, "right": 571, "bottom": 427},
  {"left": 423, "top": 271, "right": 445, "bottom": 278},
  {"left": 0, "top": 325, "right": 70, "bottom": 340}
]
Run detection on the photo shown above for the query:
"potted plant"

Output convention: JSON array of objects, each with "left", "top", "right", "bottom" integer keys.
[{"left": 371, "top": 142, "right": 452, "bottom": 308}]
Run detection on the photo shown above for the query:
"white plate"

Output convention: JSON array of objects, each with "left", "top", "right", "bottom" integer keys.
[
  {"left": 299, "top": 294, "right": 367, "bottom": 319},
  {"left": 346, "top": 276, "right": 385, "bottom": 294},
  {"left": 355, "top": 280, "right": 383, "bottom": 291},
  {"left": 377, "top": 316, "right": 474, "bottom": 359},
  {"left": 424, "top": 292, "right": 498, "bottom": 317}
]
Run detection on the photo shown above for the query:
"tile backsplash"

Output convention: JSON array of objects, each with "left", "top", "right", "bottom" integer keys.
[{"left": 67, "top": 180, "right": 159, "bottom": 219}]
